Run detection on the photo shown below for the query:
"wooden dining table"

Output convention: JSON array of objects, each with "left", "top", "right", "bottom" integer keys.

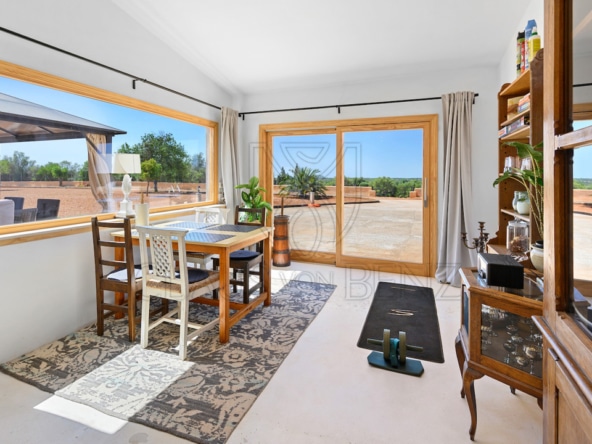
[{"left": 111, "top": 220, "right": 272, "bottom": 343}]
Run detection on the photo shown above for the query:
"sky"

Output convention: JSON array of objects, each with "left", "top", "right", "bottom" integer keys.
[
  {"left": 573, "top": 120, "right": 592, "bottom": 179},
  {"left": 273, "top": 130, "right": 424, "bottom": 180},
  {"left": 0, "top": 76, "right": 206, "bottom": 167}
]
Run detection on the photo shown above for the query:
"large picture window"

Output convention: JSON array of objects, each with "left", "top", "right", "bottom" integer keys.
[{"left": 0, "top": 61, "right": 218, "bottom": 231}]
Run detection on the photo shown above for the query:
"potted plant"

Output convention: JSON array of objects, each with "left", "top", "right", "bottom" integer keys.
[
  {"left": 235, "top": 176, "right": 273, "bottom": 222},
  {"left": 493, "top": 141, "right": 544, "bottom": 270}
]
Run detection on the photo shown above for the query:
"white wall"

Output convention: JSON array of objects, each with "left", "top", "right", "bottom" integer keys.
[{"left": 499, "top": 0, "right": 545, "bottom": 86}]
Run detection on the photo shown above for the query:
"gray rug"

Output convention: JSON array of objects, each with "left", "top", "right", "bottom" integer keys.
[{"left": 0, "top": 280, "right": 336, "bottom": 444}]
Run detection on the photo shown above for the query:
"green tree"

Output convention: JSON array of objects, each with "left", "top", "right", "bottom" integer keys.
[
  {"left": 274, "top": 167, "right": 290, "bottom": 184},
  {"left": 372, "top": 177, "right": 397, "bottom": 197},
  {"left": 190, "top": 152, "right": 206, "bottom": 184},
  {"left": 0, "top": 158, "right": 10, "bottom": 181},
  {"left": 141, "top": 158, "right": 163, "bottom": 193},
  {"left": 9, "top": 151, "right": 35, "bottom": 181},
  {"left": 118, "top": 132, "right": 191, "bottom": 190},
  {"left": 78, "top": 161, "right": 89, "bottom": 181},
  {"left": 284, "top": 165, "right": 327, "bottom": 199}
]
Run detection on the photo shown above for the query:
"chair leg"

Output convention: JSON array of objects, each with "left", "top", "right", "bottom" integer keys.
[
  {"left": 233, "top": 268, "right": 238, "bottom": 293},
  {"left": 243, "top": 267, "right": 251, "bottom": 303},
  {"left": 179, "top": 299, "right": 189, "bottom": 360},
  {"left": 127, "top": 293, "right": 137, "bottom": 342},
  {"left": 140, "top": 294, "right": 151, "bottom": 349},
  {"left": 96, "top": 291, "right": 104, "bottom": 336}
]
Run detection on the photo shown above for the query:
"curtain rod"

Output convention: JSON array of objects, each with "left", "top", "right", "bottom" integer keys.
[
  {"left": 0, "top": 26, "right": 221, "bottom": 111},
  {"left": 238, "top": 93, "right": 479, "bottom": 119}
]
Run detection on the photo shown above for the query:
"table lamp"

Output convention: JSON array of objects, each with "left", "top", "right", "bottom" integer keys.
[{"left": 112, "top": 153, "right": 141, "bottom": 217}]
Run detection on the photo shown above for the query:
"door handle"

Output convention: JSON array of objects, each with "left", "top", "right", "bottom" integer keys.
[{"left": 423, "top": 178, "right": 428, "bottom": 208}]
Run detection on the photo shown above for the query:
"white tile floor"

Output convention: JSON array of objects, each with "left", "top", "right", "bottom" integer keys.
[{"left": 0, "top": 262, "right": 542, "bottom": 443}]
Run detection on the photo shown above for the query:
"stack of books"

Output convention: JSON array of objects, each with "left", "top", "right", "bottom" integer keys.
[
  {"left": 517, "top": 93, "right": 530, "bottom": 113},
  {"left": 499, "top": 115, "right": 530, "bottom": 138}
]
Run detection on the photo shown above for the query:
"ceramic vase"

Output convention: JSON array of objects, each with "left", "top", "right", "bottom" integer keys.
[
  {"left": 530, "top": 240, "right": 544, "bottom": 272},
  {"left": 516, "top": 197, "right": 531, "bottom": 215}
]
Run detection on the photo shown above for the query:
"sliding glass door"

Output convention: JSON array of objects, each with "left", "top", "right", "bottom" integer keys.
[{"left": 260, "top": 115, "right": 438, "bottom": 276}]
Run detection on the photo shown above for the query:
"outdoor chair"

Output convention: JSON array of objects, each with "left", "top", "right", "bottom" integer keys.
[
  {"left": 137, "top": 225, "right": 220, "bottom": 360},
  {"left": 36, "top": 198, "right": 60, "bottom": 220},
  {"left": 0, "top": 199, "right": 15, "bottom": 226},
  {"left": 212, "top": 206, "right": 265, "bottom": 304},
  {"left": 91, "top": 217, "right": 167, "bottom": 342},
  {"left": 14, "top": 207, "right": 37, "bottom": 223},
  {"left": 183, "top": 207, "right": 229, "bottom": 269},
  {"left": 5, "top": 197, "right": 24, "bottom": 211}
]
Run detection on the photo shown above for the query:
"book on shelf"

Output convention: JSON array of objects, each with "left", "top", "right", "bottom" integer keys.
[{"left": 499, "top": 115, "right": 530, "bottom": 138}]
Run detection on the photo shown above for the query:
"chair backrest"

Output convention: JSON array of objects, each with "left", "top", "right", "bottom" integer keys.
[
  {"left": 5, "top": 197, "right": 24, "bottom": 211},
  {"left": 14, "top": 207, "right": 38, "bottom": 223},
  {"left": 91, "top": 217, "right": 139, "bottom": 292},
  {"left": 0, "top": 199, "right": 14, "bottom": 226},
  {"left": 137, "top": 225, "right": 191, "bottom": 298},
  {"left": 195, "top": 207, "right": 228, "bottom": 225},
  {"left": 235, "top": 206, "right": 266, "bottom": 226},
  {"left": 36, "top": 198, "right": 60, "bottom": 220}
]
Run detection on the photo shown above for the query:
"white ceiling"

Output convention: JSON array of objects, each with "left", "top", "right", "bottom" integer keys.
[{"left": 112, "top": 0, "right": 533, "bottom": 96}]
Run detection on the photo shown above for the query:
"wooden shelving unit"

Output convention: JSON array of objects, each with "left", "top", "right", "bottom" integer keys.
[{"left": 489, "top": 50, "right": 544, "bottom": 254}]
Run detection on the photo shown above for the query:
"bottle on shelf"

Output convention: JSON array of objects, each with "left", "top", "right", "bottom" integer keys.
[
  {"left": 524, "top": 19, "right": 537, "bottom": 71},
  {"left": 517, "top": 31, "right": 525, "bottom": 76},
  {"left": 528, "top": 27, "right": 541, "bottom": 62}
]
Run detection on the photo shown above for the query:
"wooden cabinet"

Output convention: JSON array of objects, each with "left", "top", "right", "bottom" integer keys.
[
  {"left": 489, "top": 50, "right": 543, "bottom": 253},
  {"left": 534, "top": 1, "right": 592, "bottom": 443},
  {"left": 455, "top": 267, "right": 543, "bottom": 440}
]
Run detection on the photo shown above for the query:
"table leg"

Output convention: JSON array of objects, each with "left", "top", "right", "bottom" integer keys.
[
  {"left": 218, "top": 249, "right": 230, "bottom": 343},
  {"left": 263, "top": 234, "right": 272, "bottom": 306},
  {"left": 455, "top": 332, "right": 466, "bottom": 397},
  {"left": 462, "top": 362, "right": 484, "bottom": 441}
]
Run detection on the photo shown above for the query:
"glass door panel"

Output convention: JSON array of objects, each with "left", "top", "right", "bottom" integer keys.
[
  {"left": 340, "top": 129, "right": 424, "bottom": 265},
  {"left": 272, "top": 133, "right": 337, "bottom": 258}
]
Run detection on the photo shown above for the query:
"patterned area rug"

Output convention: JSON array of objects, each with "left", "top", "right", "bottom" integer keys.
[{"left": 0, "top": 280, "right": 336, "bottom": 444}]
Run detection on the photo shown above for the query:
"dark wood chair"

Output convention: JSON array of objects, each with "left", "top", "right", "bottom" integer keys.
[
  {"left": 213, "top": 206, "right": 266, "bottom": 304},
  {"left": 91, "top": 217, "right": 167, "bottom": 342}
]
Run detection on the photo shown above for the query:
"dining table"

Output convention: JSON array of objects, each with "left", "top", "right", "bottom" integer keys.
[{"left": 111, "top": 219, "right": 272, "bottom": 343}]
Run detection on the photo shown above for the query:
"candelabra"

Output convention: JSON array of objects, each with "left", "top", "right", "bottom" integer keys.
[{"left": 461, "top": 221, "right": 489, "bottom": 254}]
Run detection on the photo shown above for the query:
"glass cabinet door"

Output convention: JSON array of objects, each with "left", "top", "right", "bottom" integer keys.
[{"left": 480, "top": 304, "right": 543, "bottom": 378}]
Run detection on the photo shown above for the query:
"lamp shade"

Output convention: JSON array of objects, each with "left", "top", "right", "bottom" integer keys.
[{"left": 112, "top": 154, "right": 141, "bottom": 175}]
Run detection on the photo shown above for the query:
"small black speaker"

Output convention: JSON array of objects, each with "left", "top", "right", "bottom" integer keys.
[{"left": 477, "top": 253, "right": 524, "bottom": 289}]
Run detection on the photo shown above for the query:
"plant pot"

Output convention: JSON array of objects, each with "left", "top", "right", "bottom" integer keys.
[{"left": 530, "top": 240, "right": 544, "bottom": 273}]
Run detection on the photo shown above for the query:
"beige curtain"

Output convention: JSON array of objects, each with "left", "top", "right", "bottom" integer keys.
[
  {"left": 86, "top": 133, "right": 112, "bottom": 212},
  {"left": 435, "top": 92, "right": 476, "bottom": 287},
  {"left": 220, "top": 107, "right": 240, "bottom": 216}
]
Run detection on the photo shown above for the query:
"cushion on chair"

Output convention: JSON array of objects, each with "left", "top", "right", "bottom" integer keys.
[
  {"left": 229, "top": 249, "right": 260, "bottom": 260},
  {"left": 107, "top": 268, "right": 143, "bottom": 282},
  {"left": 186, "top": 268, "right": 210, "bottom": 283}
]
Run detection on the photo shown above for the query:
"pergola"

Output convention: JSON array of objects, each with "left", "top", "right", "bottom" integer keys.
[{"left": 0, "top": 92, "right": 126, "bottom": 211}]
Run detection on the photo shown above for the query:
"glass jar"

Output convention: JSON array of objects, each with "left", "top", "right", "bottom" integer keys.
[{"left": 507, "top": 219, "right": 529, "bottom": 259}]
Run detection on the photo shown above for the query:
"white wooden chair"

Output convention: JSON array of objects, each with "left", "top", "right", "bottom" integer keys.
[
  {"left": 137, "top": 225, "right": 220, "bottom": 360},
  {"left": 185, "top": 207, "right": 229, "bottom": 268}
]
